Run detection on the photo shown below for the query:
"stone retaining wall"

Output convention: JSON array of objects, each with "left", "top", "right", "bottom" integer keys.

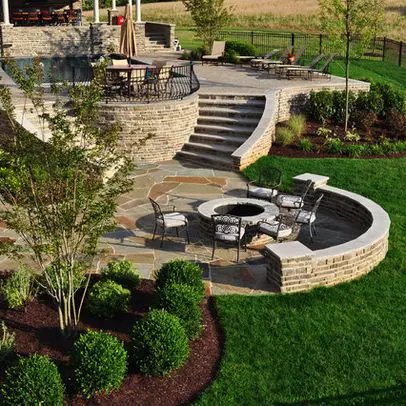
[
  {"left": 265, "top": 173, "right": 390, "bottom": 293},
  {"left": 98, "top": 94, "right": 199, "bottom": 163},
  {"left": 0, "top": 24, "right": 146, "bottom": 57},
  {"left": 232, "top": 80, "right": 371, "bottom": 171}
]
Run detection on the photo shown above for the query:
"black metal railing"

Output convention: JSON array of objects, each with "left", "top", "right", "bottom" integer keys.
[{"left": 102, "top": 62, "right": 200, "bottom": 103}]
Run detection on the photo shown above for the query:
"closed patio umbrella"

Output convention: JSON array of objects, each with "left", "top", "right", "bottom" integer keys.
[{"left": 119, "top": 5, "right": 137, "bottom": 58}]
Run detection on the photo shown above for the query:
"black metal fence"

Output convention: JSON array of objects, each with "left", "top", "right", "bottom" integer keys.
[
  {"left": 103, "top": 62, "right": 200, "bottom": 104},
  {"left": 218, "top": 30, "right": 405, "bottom": 67}
]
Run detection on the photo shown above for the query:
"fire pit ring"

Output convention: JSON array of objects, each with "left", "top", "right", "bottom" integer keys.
[{"left": 198, "top": 197, "right": 279, "bottom": 235}]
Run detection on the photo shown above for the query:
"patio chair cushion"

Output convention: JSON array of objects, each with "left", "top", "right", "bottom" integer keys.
[
  {"left": 215, "top": 225, "right": 245, "bottom": 242},
  {"left": 249, "top": 186, "right": 278, "bottom": 200},
  {"left": 157, "top": 212, "right": 188, "bottom": 228},
  {"left": 290, "top": 209, "right": 316, "bottom": 224},
  {"left": 258, "top": 220, "right": 292, "bottom": 238},
  {"left": 276, "top": 194, "right": 304, "bottom": 209},
  {"left": 202, "top": 54, "right": 222, "bottom": 60}
]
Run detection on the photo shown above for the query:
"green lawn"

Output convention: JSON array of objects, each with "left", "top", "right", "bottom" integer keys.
[{"left": 197, "top": 156, "right": 406, "bottom": 405}]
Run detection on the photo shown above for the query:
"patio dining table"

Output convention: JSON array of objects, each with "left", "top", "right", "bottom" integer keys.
[{"left": 106, "top": 64, "right": 156, "bottom": 97}]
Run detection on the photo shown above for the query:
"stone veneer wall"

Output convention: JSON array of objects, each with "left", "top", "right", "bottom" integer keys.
[
  {"left": 265, "top": 173, "right": 390, "bottom": 293},
  {"left": 0, "top": 24, "right": 146, "bottom": 57},
  {"left": 232, "top": 80, "right": 371, "bottom": 171},
  {"left": 98, "top": 94, "right": 199, "bottom": 163}
]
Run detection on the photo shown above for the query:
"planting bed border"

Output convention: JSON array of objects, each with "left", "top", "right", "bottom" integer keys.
[{"left": 264, "top": 173, "right": 390, "bottom": 293}]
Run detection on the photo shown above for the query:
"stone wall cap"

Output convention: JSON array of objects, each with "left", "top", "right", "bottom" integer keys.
[
  {"left": 265, "top": 241, "right": 313, "bottom": 259},
  {"left": 294, "top": 173, "right": 330, "bottom": 187}
]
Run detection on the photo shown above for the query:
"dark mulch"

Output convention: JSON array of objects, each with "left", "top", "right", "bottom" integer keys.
[
  {"left": 0, "top": 279, "right": 222, "bottom": 406},
  {"left": 271, "top": 120, "right": 406, "bottom": 159}
]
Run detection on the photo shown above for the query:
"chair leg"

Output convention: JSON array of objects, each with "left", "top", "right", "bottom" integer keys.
[
  {"left": 313, "top": 222, "right": 318, "bottom": 236},
  {"left": 175, "top": 227, "right": 179, "bottom": 237},
  {"left": 309, "top": 222, "right": 314, "bottom": 243},
  {"left": 186, "top": 225, "right": 190, "bottom": 244},
  {"left": 237, "top": 242, "right": 240, "bottom": 263},
  {"left": 152, "top": 223, "right": 157, "bottom": 241},
  {"left": 211, "top": 239, "right": 216, "bottom": 260},
  {"left": 160, "top": 227, "right": 166, "bottom": 247}
]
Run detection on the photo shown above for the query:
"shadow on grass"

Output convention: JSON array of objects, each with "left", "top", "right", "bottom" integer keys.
[{"left": 276, "top": 384, "right": 406, "bottom": 405}]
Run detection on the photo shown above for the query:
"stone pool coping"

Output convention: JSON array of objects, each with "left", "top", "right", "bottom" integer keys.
[{"left": 265, "top": 173, "right": 391, "bottom": 293}]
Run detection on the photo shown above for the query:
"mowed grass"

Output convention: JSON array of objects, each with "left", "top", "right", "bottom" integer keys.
[
  {"left": 196, "top": 156, "right": 406, "bottom": 405},
  {"left": 84, "top": 0, "right": 406, "bottom": 40}
]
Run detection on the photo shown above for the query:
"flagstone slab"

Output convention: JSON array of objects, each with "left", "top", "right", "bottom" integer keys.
[{"left": 148, "top": 182, "right": 179, "bottom": 200}]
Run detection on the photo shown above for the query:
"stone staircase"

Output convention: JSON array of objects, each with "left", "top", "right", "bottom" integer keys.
[
  {"left": 177, "top": 94, "right": 266, "bottom": 170},
  {"left": 144, "top": 33, "right": 171, "bottom": 53}
]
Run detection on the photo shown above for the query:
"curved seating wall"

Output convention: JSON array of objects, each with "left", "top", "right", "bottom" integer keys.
[{"left": 265, "top": 173, "right": 390, "bottom": 293}]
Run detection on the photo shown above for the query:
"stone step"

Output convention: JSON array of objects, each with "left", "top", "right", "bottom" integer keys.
[
  {"left": 183, "top": 142, "right": 236, "bottom": 157},
  {"left": 176, "top": 150, "right": 233, "bottom": 170},
  {"left": 194, "top": 123, "right": 254, "bottom": 137},
  {"left": 198, "top": 106, "right": 263, "bottom": 119},
  {"left": 198, "top": 115, "right": 259, "bottom": 128},
  {"left": 189, "top": 133, "right": 247, "bottom": 146},
  {"left": 198, "top": 98, "right": 265, "bottom": 109}
]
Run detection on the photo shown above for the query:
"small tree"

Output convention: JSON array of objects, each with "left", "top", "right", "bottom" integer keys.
[
  {"left": 319, "top": 0, "right": 384, "bottom": 131},
  {"left": 0, "top": 60, "right": 133, "bottom": 336},
  {"left": 182, "top": 0, "right": 232, "bottom": 50}
]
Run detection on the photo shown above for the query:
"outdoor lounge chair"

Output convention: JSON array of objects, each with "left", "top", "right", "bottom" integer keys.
[
  {"left": 274, "top": 54, "right": 325, "bottom": 78},
  {"left": 211, "top": 214, "right": 246, "bottom": 262},
  {"left": 267, "top": 48, "right": 305, "bottom": 74},
  {"left": 260, "top": 47, "right": 293, "bottom": 71},
  {"left": 250, "top": 49, "right": 280, "bottom": 69},
  {"left": 289, "top": 193, "right": 324, "bottom": 242},
  {"left": 202, "top": 41, "right": 226, "bottom": 65},
  {"left": 275, "top": 179, "right": 314, "bottom": 210},
  {"left": 246, "top": 166, "right": 282, "bottom": 202},
  {"left": 284, "top": 54, "right": 335, "bottom": 80},
  {"left": 150, "top": 198, "right": 190, "bottom": 247}
]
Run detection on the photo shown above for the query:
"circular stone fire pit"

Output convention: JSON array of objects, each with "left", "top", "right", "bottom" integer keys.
[{"left": 198, "top": 197, "right": 279, "bottom": 235}]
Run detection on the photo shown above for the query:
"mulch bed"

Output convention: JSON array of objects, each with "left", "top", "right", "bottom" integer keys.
[
  {"left": 271, "top": 120, "right": 406, "bottom": 159},
  {"left": 0, "top": 278, "right": 223, "bottom": 406}
]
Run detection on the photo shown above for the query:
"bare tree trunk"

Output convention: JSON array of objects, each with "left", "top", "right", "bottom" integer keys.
[{"left": 344, "top": 4, "right": 351, "bottom": 133}]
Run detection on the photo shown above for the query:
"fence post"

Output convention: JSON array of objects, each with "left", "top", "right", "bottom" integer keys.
[
  {"left": 251, "top": 31, "right": 254, "bottom": 45},
  {"left": 399, "top": 41, "right": 403, "bottom": 67},
  {"left": 291, "top": 33, "right": 295, "bottom": 49},
  {"left": 72, "top": 66, "right": 76, "bottom": 88},
  {"left": 319, "top": 33, "right": 323, "bottom": 55},
  {"left": 382, "top": 37, "right": 386, "bottom": 61}
]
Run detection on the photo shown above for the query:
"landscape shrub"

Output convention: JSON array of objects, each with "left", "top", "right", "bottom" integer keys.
[
  {"left": 385, "top": 110, "right": 406, "bottom": 139},
  {"left": 298, "top": 138, "right": 314, "bottom": 152},
  {"left": 86, "top": 280, "right": 130, "bottom": 319},
  {"left": 325, "top": 137, "right": 344, "bottom": 154},
  {"left": 367, "top": 144, "right": 384, "bottom": 155},
  {"left": 101, "top": 260, "right": 140, "bottom": 291},
  {"left": 371, "top": 83, "right": 406, "bottom": 116},
  {"left": 288, "top": 115, "right": 306, "bottom": 138},
  {"left": 157, "top": 283, "right": 203, "bottom": 339},
  {"left": 0, "top": 321, "right": 15, "bottom": 363},
  {"left": 154, "top": 259, "right": 204, "bottom": 298},
  {"left": 225, "top": 40, "right": 257, "bottom": 57},
  {"left": 306, "top": 90, "right": 334, "bottom": 122},
  {"left": 190, "top": 46, "right": 206, "bottom": 61},
  {"left": 72, "top": 330, "right": 127, "bottom": 398},
  {"left": 0, "top": 265, "right": 37, "bottom": 309},
  {"left": 350, "top": 109, "right": 377, "bottom": 132},
  {"left": 0, "top": 354, "right": 64, "bottom": 406},
  {"left": 345, "top": 144, "right": 367, "bottom": 158},
  {"left": 344, "top": 130, "right": 361, "bottom": 142},
  {"left": 331, "top": 90, "right": 356, "bottom": 125},
  {"left": 315, "top": 127, "right": 333, "bottom": 138},
  {"left": 355, "top": 90, "right": 384, "bottom": 116},
  {"left": 130, "top": 309, "right": 189, "bottom": 376},
  {"left": 276, "top": 126, "right": 295, "bottom": 145},
  {"left": 224, "top": 49, "right": 239, "bottom": 64}
]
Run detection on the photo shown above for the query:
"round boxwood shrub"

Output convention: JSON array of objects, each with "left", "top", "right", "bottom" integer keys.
[
  {"left": 0, "top": 354, "right": 64, "bottom": 406},
  {"left": 130, "top": 309, "right": 189, "bottom": 376},
  {"left": 225, "top": 40, "right": 257, "bottom": 57},
  {"left": 72, "top": 330, "right": 127, "bottom": 398},
  {"left": 306, "top": 90, "right": 334, "bottom": 122},
  {"left": 154, "top": 259, "right": 204, "bottom": 298},
  {"left": 101, "top": 260, "right": 140, "bottom": 291},
  {"left": 157, "top": 282, "right": 203, "bottom": 339},
  {"left": 86, "top": 280, "right": 130, "bottom": 318}
]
